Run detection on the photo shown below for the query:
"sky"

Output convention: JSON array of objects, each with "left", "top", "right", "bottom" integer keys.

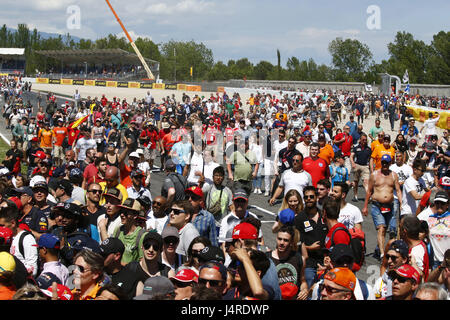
[{"left": 2, "top": 0, "right": 449, "bottom": 66}]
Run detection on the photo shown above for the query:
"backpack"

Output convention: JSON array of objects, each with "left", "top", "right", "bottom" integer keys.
[
  {"left": 114, "top": 227, "right": 146, "bottom": 253},
  {"left": 331, "top": 227, "right": 366, "bottom": 272}
]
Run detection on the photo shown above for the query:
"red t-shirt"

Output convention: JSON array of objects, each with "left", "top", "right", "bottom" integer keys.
[
  {"left": 68, "top": 128, "right": 80, "bottom": 147},
  {"left": 302, "top": 157, "right": 330, "bottom": 187},
  {"left": 83, "top": 163, "right": 98, "bottom": 182},
  {"left": 325, "top": 223, "right": 351, "bottom": 249},
  {"left": 335, "top": 133, "right": 353, "bottom": 157}
]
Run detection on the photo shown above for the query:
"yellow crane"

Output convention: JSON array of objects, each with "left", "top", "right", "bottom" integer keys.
[{"left": 105, "top": 0, "right": 155, "bottom": 80}]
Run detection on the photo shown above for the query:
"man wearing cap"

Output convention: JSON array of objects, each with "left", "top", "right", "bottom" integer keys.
[
  {"left": 170, "top": 268, "right": 199, "bottom": 300},
  {"left": 52, "top": 118, "right": 68, "bottom": 167},
  {"left": 312, "top": 124, "right": 331, "bottom": 144},
  {"left": 160, "top": 226, "right": 181, "bottom": 272},
  {"left": 126, "top": 169, "right": 152, "bottom": 202},
  {"left": 31, "top": 180, "right": 54, "bottom": 223},
  {"left": 198, "top": 260, "right": 228, "bottom": 297},
  {"left": 384, "top": 264, "right": 420, "bottom": 300},
  {"left": 186, "top": 186, "right": 219, "bottom": 247},
  {"left": 318, "top": 267, "right": 356, "bottom": 300},
  {"left": 112, "top": 198, "right": 148, "bottom": 265},
  {"left": 134, "top": 276, "right": 175, "bottom": 300},
  {"left": 363, "top": 153, "right": 402, "bottom": 258},
  {"left": 50, "top": 202, "right": 101, "bottom": 265},
  {"left": 36, "top": 233, "right": 69, "bottom": 286},
  {"left": 373, "top": 240, "right": 410, "bottom": 299},
  {"left": 54, "top": 179, "right": 74, "bottom": 203},
  {"left": 218, "top": 189, "right": 263, "bottom": 248},
  {"left": 417, "top": 191, "right": 450, "bottom": 270},
  {"left": 123, "top": 119, "right": 141, "bottom": 152},
  {"left": 96, "top": 187, "right": 123, "bottom": 242},
  {"left": 14, "top": 186, "right": 49, "bottom": 239},
  {"left": 100, "top": 237, "right": 139, "bottom": 300}
]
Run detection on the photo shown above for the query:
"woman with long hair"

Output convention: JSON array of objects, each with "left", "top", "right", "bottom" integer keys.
[
  {"left": 272, "top": 189, "right": 304, "bottom": 234},
  {"left": 182, "top": 236, "right": 212, "bottom": 274}
]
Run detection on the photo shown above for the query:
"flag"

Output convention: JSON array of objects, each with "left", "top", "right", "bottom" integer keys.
[
  {"left": 403, "top": 70, "right": 409, "bottom": 83},
  {"left": 68, "top": 114, "right": 89, "bottom": 129},
  {"left": 190, "top": 66, "right": 193, "bottom": 77},
  {"left": 405, "top": 84, "right": 410, "bottom": 94}
]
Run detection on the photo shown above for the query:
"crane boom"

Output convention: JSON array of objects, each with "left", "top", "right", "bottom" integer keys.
[{"left": 105, "top": 0, "right": 155, "bottom": 80}]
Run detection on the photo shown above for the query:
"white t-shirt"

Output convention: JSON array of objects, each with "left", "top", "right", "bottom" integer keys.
[
  {"left": 422, "top": 116, "right": 440, "bottom": 136},
  {"left": 338, "top": 203, "right": 364, "bottom": 229},
  {"left": 389, "top": 164, "right": 413, "bottom": 199},
  {"left": 401, "top": 176, "right": 426, "bottom": 216},
  {"left": 279, "top": 169, "right": 312, "bottom": 198},
  {"left": 11, "top": 230, "right": 39, "bottom": 277},
  {"left": 417, "top": 207, "right": 433, "bottom": 221},
  {"left": 146, "top": 211, "right": 169, "bottom": 235}
]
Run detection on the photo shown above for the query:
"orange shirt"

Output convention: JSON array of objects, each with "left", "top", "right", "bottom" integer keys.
[
  {"left": 371, "top": 145, "right": 396, "bottom": 170},
  {"left": 318, "top": 144, "right": 335, "bottom": 165},
  {"left": 53, "top": 126, "right": 68, "bottom": 147},
  {"left": 371, "top": 139, "right": 382, "bottom": 152},
  {"left": 38, "top": 129, "right": 54, "bottom": 148},
  {"left": 0, "top": 286, "right": 16, "bottom": 300}
]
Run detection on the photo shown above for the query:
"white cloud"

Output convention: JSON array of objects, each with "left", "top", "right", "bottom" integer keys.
[
  {"left": 145, "top": 0, "right": 216, "bottom": 15},
  {"left": 117, "top": 30, "right": 153, "bottom": 41}
]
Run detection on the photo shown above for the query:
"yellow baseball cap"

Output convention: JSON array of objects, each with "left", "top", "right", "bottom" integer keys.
[{"left": 0, "top": 252, "right": 16, "bottom": 272}]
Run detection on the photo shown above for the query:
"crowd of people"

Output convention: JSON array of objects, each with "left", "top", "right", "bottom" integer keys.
[{"left": 0, "top": 74, "right": 448, "bottom": 301}]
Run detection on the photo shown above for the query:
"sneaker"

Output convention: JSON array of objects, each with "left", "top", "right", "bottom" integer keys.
[
  {"left": 257, "top": 189, "right": 262, "bottom": 194},
  {"left": 253, "top": 189, "right": 258, "bottom": 194},
  {"left": 264, "top": 191, "right": 269, "bottom": 197}
]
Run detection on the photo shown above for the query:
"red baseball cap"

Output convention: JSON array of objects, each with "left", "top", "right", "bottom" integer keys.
[
  {"left": 280, "top": 282, "right": 298, "bottom": 300},
  {"left": 185, "top": 186, "right": 204, "bottom": 199},
  {"left": 170, "top": 268, "right": 198, "bottom": 283},
  {"left": 41, "top": 284, "right": 74, "bottom": 300},
  {"left": 388, "top": 264, "right": 421, "bottom": 283},
  {"left": 232, "top": 222, "right": 258, "bottom": 240},
  {"left": 0, "top": 227, "right": 13, "bottom": 245},
  {"left": 32, "top": 150, "right": 46, "bottom": 160},
  {"left": 8, "top": 196, "right": 22, "bottom": 211}
]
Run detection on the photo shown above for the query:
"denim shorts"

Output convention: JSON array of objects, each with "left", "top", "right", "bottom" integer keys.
[{"left": 371, "top": 201, "right": 396, "bottom": 230}]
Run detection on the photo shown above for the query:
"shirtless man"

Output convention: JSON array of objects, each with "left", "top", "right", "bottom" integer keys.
[{"left": 362, "top": 154, "right": 402, "bottom": 259}]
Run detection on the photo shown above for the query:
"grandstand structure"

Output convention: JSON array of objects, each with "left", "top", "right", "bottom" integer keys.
[
  {"left": 0, "top": 48, "right": 26, "bottom": 75},
  {"left": 35, "top": 48, "right": 160, "bottom": 81}
]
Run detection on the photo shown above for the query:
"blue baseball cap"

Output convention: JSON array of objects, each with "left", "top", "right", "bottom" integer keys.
[
  {"left": 278, "top": 208, "right": 295, "bottom": 225},
  {"left": 38, "top": 233, "right": 61, "bottom": 249},
  {"left": 303, "top": 130, "right": 311, "bottom": 136},
  {"left": 381, "top": 154, "right": 392, "bottom": 163}
]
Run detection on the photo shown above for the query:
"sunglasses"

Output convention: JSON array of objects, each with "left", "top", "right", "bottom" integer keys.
[
  {"left": 171, "top": 208, "right": 185, "bottom": 215},
  {"left": 188, "top": 194, "right": 202, "bottom": 201},
  {"left": 385, "top": 254, "right": 399, "bottom": 262},
  {"left": 389, "top": 274, "right": 410, "bottom": 283},
  {"left": 191, "top": 249, "right": 203, "bottom": 256},
  {"left": 143, "top": 242, "right": 161, "bottom": 251},
  {"left": 292, "top": 159, "right": 302, "bottom": 163},
  {"left": 152, "top": 201, "right": 162, "bottom": 206},
  {"left": 319, "top": 283, "right": 350, "bottom": 295},
  {"left": 304, "top": 195, "right": 316, "bottom": 199},
  {"left": 198, "top": 278, "right": 223, "bottom": 287},
  {"left": 75, "top": 264, "right": 91, "bottom": 273},
  {"left": 88, "top": 189, "right": 102, "bottom": 194},
  {"left": 19, "top": 290, "right": 47, "bottom": 299},
  {"left": 163, "top": 237, "right": 179, "bottom": 245}
]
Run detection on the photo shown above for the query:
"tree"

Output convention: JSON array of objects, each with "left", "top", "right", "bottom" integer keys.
[
  {"left": 253, "top": 60, "right": 274, "bottom": 80},
  {"left": 386, "top": 31, "right": 432, "bottom": 84},
  {"left": 426, "top": 31, "right": 450, "bottom": 84},
  {"left": 328, "top": 37, "right": 374, "bottom": 81},
  {"left": 207, "top": 61, "right": 230, "bottom": 81},
  {"left": 276, "top": 49, "right": 281, "bottom": 79}
]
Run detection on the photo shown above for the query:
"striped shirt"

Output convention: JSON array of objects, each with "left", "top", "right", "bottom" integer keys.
[{"left": 192, "top": 209, "right": 219, "bottom": 247}]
